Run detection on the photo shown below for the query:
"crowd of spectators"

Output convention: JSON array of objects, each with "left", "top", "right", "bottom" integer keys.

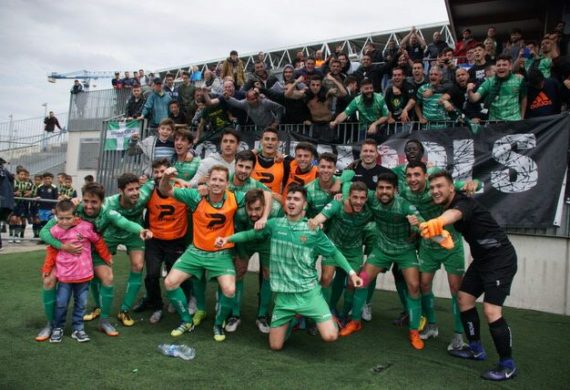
[{"left": 110, "top": 22, "right": 569, "bottom": 143}]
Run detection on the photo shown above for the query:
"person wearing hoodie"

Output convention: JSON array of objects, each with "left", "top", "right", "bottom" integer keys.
[
  {"left": 244, "top": 61, "right": 279, "bottom": 91},
  {"left": 222, "top": 50, "right": 246, "bottom": 89},
  {"left": 128, "top": 119, "right": 175, "bottom": 178},
  {"left": 263, "top": 64, "right": 310, "bottom": 124}
]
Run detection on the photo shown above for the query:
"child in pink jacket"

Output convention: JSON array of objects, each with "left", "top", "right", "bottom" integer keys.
[{"left": 42, "top": 200, "right": 112, "bottom": 343}]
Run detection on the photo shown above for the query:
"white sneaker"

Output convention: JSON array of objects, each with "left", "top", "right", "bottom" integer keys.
[
  {"left": 447, "top": 332, "right": 468, "bottom": 351},
  {"left": 15, "top": 238, "right": 22, "bottom": 243},
  {"left": 149, "top": 310, "right": 163, "bottom": 324},
  {"left": 362, "top": 304, "right": 372, "bottom": 322},
  {"left": 225, "top": 317, "right": 241, "bottom": 332},
  {"left": 420, "top": 323, "right": 439, "bottom": 340},
  {"left": 187, "top": 296, "right": 197, "bottom": 315},
  {"left": 256, "top": 317, "right": 270, "bottom": 334}
]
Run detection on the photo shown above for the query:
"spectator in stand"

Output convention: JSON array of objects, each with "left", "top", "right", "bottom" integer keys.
[
  {"left": 70, "top": 80, "right": 85, "bottom": 118},
  {"left": 263, "top": 64, "right": 310, "bottom": 125},
  {"left": 408, "top": 59, "right": 428, "bottom": 93},
  {"left": 450, "top": 68, "right": 485, "bottom": 122},
  {"left": 125, "top": 84, "right": 145, "bottom": 119},
  {"left": 294, "top": 51, "right": 305, "bottom": 69},
  {"left": 203, "top": 69, "right": 224, "bottom": 95},
  {"left": 138, "top": 69, "right": 150, "bottom": 86},
  {"left": 122, "top": 71, "right": 135, "bottom": 89},
  {"left": 485, "top": 26, "right": 502, "bottom": 57},
  {"left": 286, "top": 74, "right": 347, "bottom": 142},
  {"left": 364, "top": 43, "right": 384, "bottom": 64},
  {"left": 294, "top": 57, "right": 323, "bottom": 82},
  {"left": 314, "top": 50, "right": 325, "bottom": 68},
  {"left": 484, "top": 38, "right": 498, "bottom": 64},
  {"left": 401, "top": 27, "right": 427, "bottom": 62},
  {"left": 521, "top": 37, "right": 559, "bottom": 79},
  {"left": 323, "top": 59, "right": 346, "bottom": 88},
  {"left": 415, "top": 66, "right": 455, "bottom": 125},
  {"left": 138, "top": 77, "right": 172, "bottom": 131},
  {"left": 384, "top": 67, "right": 417, "bottom": 123},
  {"left": 454, "top": 28, "right": 478, "bottom": 64},
  {"left": 221, "top": 50, "right": 246, "bottom": 89},
  {"left": 469, "top": 43, "right": 490, "bottom": 84},
  {"left": 128, "top": 118, "right": 175, "bottom": 177},
  {"left": 163, "top": 73, "right": 178, "bottom": 100},
  {"left": 502, "top": 28, "right": 525, "bottom": 62},
  {"left": 197, "top": 89, "right": 235, "bottom": 140},
  {"left": 439, "top": 48, "right": 458, "bottom": 85},
  {"left": 354, "top": 54, "right": 385, "bottom": 92},
  {"left": 466, "top": 47, "right": 476, "bottom": 66},
  {"left": 330, "top": 78, "right": 389, "bottom": 139},
  {"left": 214, "top": 87, "right": 284, "bottom": 129},
  {"left": 244, "top": 61, "right": 279, "bottom": 91},
  {"left": 168, "top": 101, "right": 187, "bottom": 125},
  {"left": 384, "top": 40, "right": 400, "bottom": 64},
  {"left": 425, "top": 31, "right": 450, "bottom": 60},
  {"left": 336, "top": 75, "right": 359, "bottom": 119},
  {"left": 112, "top": 72, "right": 123, "bottom": 90},
  {"left": 337, "top": 53, "right": 359, "bottom": 75},
  {"left": 525, "top": 69, "right": 562, "bottom": 118},
  {"left": 467, "top": 54, "right": 527, "bottom": 121},
  {"left": 176, "top": 71, "right": 195, "bottom": 124}
]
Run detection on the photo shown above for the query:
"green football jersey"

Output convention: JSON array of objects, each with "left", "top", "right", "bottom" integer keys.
[
  {"left": 173, "top": 157, "right": 201, "bottom": 182},
  {"left": 320, "top": 199, "right": 373, "bottom": 249}
]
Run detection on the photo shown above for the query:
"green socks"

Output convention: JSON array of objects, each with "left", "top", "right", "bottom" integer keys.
[
  {"left": 342, "top": 289, "right": 355, "bottom": 318},
  {"left": 215, "top": 292, "right": 234, "bottom": 326},
  {"left": 421, "top": 291, "right": 436, "bottom": 324},
  {"left": 167, "top": 288, "right": 192, "bottom": 323},
  {"left": 452, "top": 294, "right": 464, "bottom": 333},
  {"left": 258, "top": 278, "right": 272, "bottom": 318},
  {"left": 192, "top": 278, "right": 207, "bottom": 311},
  {"left": 121, "top": 271, "right": 142, "bottom": 312},
  {"left": 90, "top": 278, "right": 101, "bottom": 307},
  {"left": 407, "top": 295, "right": 422, "bottom": 330},
  {"left": 330, "top": 270, "right": 346, "bottom": 311},
  {"left": 42, "top": 288, "right": 56, "bottom": 323},
  {"left": 351, "top": 287, "right": 368, "bottom": 320},
  {"left": 231, "top": 279, "right": 244, "bottom": 317},
  {"left": 100, "top": 285, "right": 114, "bottom": 319},
  {"left": 365, "top": 282, "right": 376, "bottom": 304}
]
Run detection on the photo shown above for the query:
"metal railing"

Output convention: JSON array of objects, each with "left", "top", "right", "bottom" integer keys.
[{"left": 0, "top": 114, "right": 69, "bottom": 175}]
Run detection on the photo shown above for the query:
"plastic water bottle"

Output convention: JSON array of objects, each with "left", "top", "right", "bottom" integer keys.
[{"left": 157, "top": 344, "right": 196, "bottom": 361}]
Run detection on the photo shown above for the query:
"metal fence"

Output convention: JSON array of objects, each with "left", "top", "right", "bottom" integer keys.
[
  {"left": 0, "top": 114, "right": 69, "bottom": 175},
  {"left": 68, "top": 89, "right": 132, "bottom": 132}
]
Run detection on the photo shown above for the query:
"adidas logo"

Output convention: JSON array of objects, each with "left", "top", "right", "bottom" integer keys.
[{"left": 530, "top": 91, "right": 552, "bottom": 110}]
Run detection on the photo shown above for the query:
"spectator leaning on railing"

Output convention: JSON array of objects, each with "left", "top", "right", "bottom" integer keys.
[{"left": 138, "top": 78, "right": 172, "bottom": 131}]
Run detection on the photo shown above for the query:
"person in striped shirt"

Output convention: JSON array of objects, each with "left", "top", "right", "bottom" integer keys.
[{"left": 216, "top": 184, "right": 363, "bottom": 350}]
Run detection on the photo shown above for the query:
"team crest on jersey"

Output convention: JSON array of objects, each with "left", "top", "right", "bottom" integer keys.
[
  {"left": 373, "top": 176, "right": 378, "bottom": 183},
  {"left": 299, "top": 235, "right": 307, "bottom": 243}
]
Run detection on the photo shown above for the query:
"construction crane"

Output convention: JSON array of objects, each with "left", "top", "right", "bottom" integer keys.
[{"left": 47, "top": 70, "right": 116, "bottom": 89}]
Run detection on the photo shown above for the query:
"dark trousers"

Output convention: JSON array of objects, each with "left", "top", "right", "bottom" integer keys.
[{"left": 144, "top": 237, "right": 190, "bottom": 309}]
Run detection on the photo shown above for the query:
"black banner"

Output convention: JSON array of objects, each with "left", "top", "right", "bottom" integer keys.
[{"left": 196, "top": 114, "right": 570, "bottom": 228}]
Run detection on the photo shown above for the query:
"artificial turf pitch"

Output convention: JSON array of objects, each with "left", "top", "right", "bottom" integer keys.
[{"left": 0, "top": 251, "right": 568, "bottom": 389}]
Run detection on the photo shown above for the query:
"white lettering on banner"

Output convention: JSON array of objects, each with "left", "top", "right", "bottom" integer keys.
[
  {"left": 491, "top": 134, "right": 538, "bottom": 193},
  {"left": 378, "top": 145, "right": 399, "bottom": 168},
  {"left": 452, "top": 139, "right": 475, "bottom": 181},
  {"left": 423, "top": 142, "right": 447, "bottom": 170}
]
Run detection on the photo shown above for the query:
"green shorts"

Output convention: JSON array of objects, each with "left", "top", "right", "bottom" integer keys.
[
  {"left": 235, "top": 242, "right": 271, "bottom": 268},
  {"left": 419, "top": 239, "right": 465, "bottom": 275},
  {"left": 271, "top": 286, "right": 332, "bottom": 328},
  {"left": 366, "top": 245, "right": 419, "bottom": 270},
  {"left": 105, "top": 233, "right": 145, "bottom": 254},
  {"left": 321, "top": 246, "right": 364, "bottom": 272},
  {"left": 172, "top": 245, "right": 235, "bottom": 280}
]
